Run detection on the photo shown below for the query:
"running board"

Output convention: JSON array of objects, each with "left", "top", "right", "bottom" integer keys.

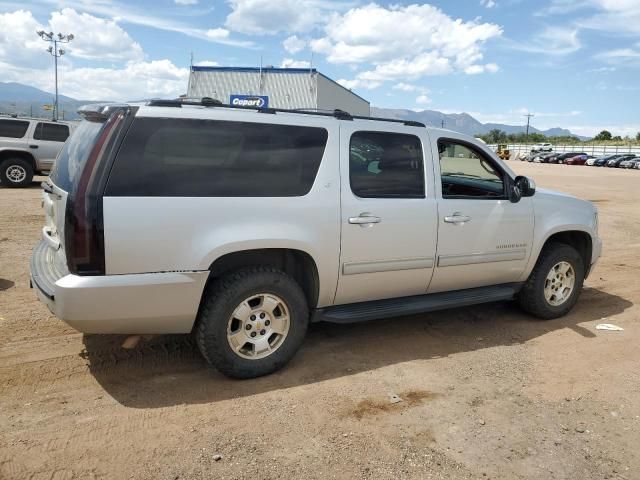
[{"left": 312, "top": 283, "right": 522, "bottom": 324}]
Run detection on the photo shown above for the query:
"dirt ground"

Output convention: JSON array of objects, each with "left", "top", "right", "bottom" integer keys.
[{"left": 1, "top": 162, "right": 638, "bottom": 480}]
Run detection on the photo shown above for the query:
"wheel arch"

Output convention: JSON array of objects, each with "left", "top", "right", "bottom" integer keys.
[
  {"left": 529, "top": 229, "right": 594, "bottom": 280},
  {"left": 206, "top": 248, "right": 320, "bottom": 309},
  {"left": 0, "top": 149, "right": 36, "bottom": 170}
]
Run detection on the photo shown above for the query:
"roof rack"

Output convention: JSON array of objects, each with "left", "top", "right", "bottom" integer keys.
[{"left": 146, "top": 98, "right": 425, "bottom": 127}]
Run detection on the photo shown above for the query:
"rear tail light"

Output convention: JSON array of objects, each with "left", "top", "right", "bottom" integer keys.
[{"left": 65, "top": 111, "right": 126, "bottom": 275}]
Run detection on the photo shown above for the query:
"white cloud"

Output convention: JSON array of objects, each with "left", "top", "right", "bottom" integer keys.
[
  {"left": 283, "top": 35, "right": 306, "bottom": 54},
  {"left": 595, "top": 48, "right": 640, "bottom": 65},
  {"left": 175, "top": 0, "right": 198, "bottom": 4},
  {"left": 225, "top": 0, "right": 342, "bottom": 35},
  {"left": 540, "top": 1, "right": 640, "bottom": 35},
  {"left": 336, "top": 78, "right": 381, "bottom": 90},
  {"left": 40, "top": 0, "right": 253, "bottom": 48},
  {"left": 480, "top": 0, "right": 497, "bottom": 8},
  {"left": 393, "top": 83, "right": 419, "bottom": 92},
  {"left": 280, "top": 58, "right": 311, "bottom": 68},
  {"left": 196, "top": 60, "right": 219, "bottom": 66},
  {"left": 511, "top": 27, "right": 581, "bottom": 55},
  {"left": 3, "top": 60, "right": 189, "bottom": 101},
  {"left": 0, "top": 10, "right": 50, "bottom": 69},
  {"left": 416, "top": 94, "right": 431, "bottom": 105},
  {"left": 0, "top": 8, "right": 144, "bottom": 66},
  {"left": 49, "top": 8, "right": 144, "bottom": 61},
  {"left": 310, "top": 3, "right": 501, "bottom": 84},
  {"left": 205, "top": 28, "right": 230, "bottom": 40}
]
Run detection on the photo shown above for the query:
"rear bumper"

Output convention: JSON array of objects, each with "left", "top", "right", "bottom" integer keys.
[{"left": 30, "top": 241, "right": 209, "bottom": 334}]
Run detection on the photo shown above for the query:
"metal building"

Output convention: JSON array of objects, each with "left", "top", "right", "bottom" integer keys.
[{"left": 187, "top": 66, "right": 370, "bottom": 116}]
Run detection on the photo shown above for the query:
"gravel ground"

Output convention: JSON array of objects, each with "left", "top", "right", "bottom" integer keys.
[{"left": 0, "top": 162, "right": 638, "bottom": 480}]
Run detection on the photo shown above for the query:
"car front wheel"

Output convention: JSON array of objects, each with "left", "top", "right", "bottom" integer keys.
[{"left": 518, "top": 243, "right": 585, "bottom": 319}]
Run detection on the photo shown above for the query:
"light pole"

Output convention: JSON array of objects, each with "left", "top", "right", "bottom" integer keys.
[
  {"left": 524, "top": 113, "right": 534, "bottom": 144},
  {"left": 37, "top": 31, "right": 74, "bottom": 121}
]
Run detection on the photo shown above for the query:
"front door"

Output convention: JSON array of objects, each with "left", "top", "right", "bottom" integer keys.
[
  {"left": 429, "top": 137, "right": 534, "bottom": 293},
  {"left": 334, "top": 125, "right": 438, "bottom": 305}
]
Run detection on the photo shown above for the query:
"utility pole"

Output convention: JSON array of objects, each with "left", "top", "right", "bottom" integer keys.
[
  {"left": 441, "top": 120, "right": 445, "bottom": 129},
  {"left": 37, "top": 31, "right": 74, "bottom": 121},
  {"left": 524, "top": 113, "right": 534, "bottom": 143}
]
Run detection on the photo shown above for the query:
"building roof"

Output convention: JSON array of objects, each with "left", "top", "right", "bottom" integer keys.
[{"left": 190, "top": 65, "right": 369, "bottom": 105}]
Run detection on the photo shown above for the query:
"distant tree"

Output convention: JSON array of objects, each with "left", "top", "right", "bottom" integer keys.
[
  {"left": 611, "top": 135, "right": 623, "bottom": 141},
  {"left": 636, "top": 132, "right": 640, "bottom": 142},
  {"left": 593, "top": 130, "right": 612, "bottom": 141}
]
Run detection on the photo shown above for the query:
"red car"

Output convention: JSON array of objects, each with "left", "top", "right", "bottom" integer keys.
[{"left": 565, "top": 154, "right": 591, "bottom": 165}]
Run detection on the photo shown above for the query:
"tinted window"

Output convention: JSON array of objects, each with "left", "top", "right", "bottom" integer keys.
[
  {"left": 0, "top": 119, "right": 29, "bottom": 138},
  {"left": 34, "top": 122, "right": 70, "bottom": 142},
  {"left": 349, "top": 131, "right": 424, "bottom": 198},
  {"left": 50, "top": 120, "right": 103, "bottom": 193},
  {"left": 105, "top": 118, "right": 328, "bottom": 197},
  {"left": 438, "top": 141, "right": 505, "bottom": 198}
]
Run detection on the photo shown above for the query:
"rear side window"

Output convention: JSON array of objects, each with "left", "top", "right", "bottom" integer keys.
[
  {"left": 50, "top": 120, "right": 103, "bottom": 193},
  {"left": 349, "top": 131, "right": 424, "bottom": 198},
  {"left": 105, "top": 118, "right": 328, "bottom": 197},
  {"left": 0, "top": 119, "right": 29, "bottom": 138},
  {"left": 34, "top": 122, "right": 70, "bottom": 142}
]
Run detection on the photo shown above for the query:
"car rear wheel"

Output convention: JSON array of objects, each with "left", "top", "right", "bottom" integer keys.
[
  {"left": 195, "top": 266, "right": 309, "bottom": 379},
  {"left": 0, "top": 158, "right": 34, "bottom": 188},
  {"left": 517, "top": 243, "right": 585, "bottom": 319}
]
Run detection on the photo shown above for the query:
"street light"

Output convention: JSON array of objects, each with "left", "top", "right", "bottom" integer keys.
[{"left": 37, "top": 30, "right": 74, "bottom": 121}]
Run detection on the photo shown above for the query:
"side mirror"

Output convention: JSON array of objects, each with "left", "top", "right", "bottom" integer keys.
[{"left": 510, "top": 176, "right": 536, "bottom": 203}]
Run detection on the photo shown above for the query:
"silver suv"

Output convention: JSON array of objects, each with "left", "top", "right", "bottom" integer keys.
[
  {"left": 0, "top": 116, "right": 74, "bottom": 187},
  {"left": 30, "top": 101, "right": 602, "bottom": 378}
]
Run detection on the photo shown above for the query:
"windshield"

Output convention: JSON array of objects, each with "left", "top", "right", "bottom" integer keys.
[{"left": 49, "top": 120, "right": 103, "bottom": 193}]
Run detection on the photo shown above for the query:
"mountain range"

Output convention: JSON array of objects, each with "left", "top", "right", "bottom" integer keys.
[
  {"left": 0, "top": 82, "right": 583, "bottom": 138},
  {"left": 371, "top": 107, "right": 580, "bottom": 138}
]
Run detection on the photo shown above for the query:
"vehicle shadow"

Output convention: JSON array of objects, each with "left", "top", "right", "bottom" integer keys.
[
  {"left": 81, "top": 287, "right": 632, "bottom": 409},
  {"left": 0, "top": 278, "right": 15, "bottom": 291}
]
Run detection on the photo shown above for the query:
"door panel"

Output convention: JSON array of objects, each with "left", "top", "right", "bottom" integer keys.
[
  {"left": 335, "top": 125, "right": 438, "bottom": 305},
  {"left": 429, "top": 136, "right": 534, "bottom": 293},
  {"left": 429, "top": 198, "right": 533, "bottom": 293}
]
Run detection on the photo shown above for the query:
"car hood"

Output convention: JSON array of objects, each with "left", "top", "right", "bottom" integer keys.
[{"left": 534, "top": 188, "right": 597, "bottom": 213}]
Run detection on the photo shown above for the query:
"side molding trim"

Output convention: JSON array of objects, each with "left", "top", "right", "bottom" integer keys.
[
  {"left": 343, "top": 257, "right": 434, "bottom": 275},
  {"left": 438, "top": 248, "right": 527, "bottom": 267}
]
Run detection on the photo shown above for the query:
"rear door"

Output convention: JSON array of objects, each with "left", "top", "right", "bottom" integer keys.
[
  {"left": 334, "top": 123, "right": 438, "bottom": 305},
  {"left": 33, "top": 122, "right": 70, "bottom": 171}
]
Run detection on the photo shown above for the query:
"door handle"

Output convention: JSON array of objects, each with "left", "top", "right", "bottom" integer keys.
[
  {"left": 29, "top": 145, "right": 39, "bottom": 149},
  {"left": 444, "top": 213, "right": 471, "bottom": 224},
  {"left": 349, "top": 213, "right": 381, "bottom": 225}
]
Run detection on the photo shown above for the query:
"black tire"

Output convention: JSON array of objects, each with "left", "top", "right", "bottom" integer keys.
[
  {"left": 518, "top": 243, "right": 585, "bottom": 319},
  {"left": 0, "top": 157, "right": 34, "bottom": 188},
  {"left": 195, "top": 267, "right": 309, "bottom": 379}
]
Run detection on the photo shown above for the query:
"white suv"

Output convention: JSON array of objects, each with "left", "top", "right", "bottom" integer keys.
[
  {"left": 30, "top": 101, "right": 602, "bottom": 378},
  {"left": 0, "top": 116, "right": 74, "bottom": 187},
  {"left": 531, "top": 143, "right": 553, "bottom": 153}
]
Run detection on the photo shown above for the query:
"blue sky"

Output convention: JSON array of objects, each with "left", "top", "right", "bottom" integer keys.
[{"left": 1, "top": 0, "right": 639, "bottom": 136}]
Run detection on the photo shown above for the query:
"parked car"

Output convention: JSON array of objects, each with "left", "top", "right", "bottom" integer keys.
[
  {"left": 0, "top": 116, "right": 75, "bottom": 187},
  {"left": 551, "top": 152, "right": 587, "bottom": 164},
  {"left": 531, "top": 143, "right": 553, "bottom": 153},
  {"left": 565, "top": 154, "right": 594, "bottom": 165},
  {"left": 594, "top": 155, "right": 619, "bottom": 166},
  {"left": 606, "top": 155, "right": 636, "bottom": 167},
  {"left": 30, "top": 101, "right": 602, "bottom": 378},
  {"left": 587, "top": 155, "right": 616, "bottom": 166},
  {"left": 535, "top": 153, "right": 557, "bottom": 163},
  {"left": 618, "top": 157, "right": 640, "bottom": 168}
]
